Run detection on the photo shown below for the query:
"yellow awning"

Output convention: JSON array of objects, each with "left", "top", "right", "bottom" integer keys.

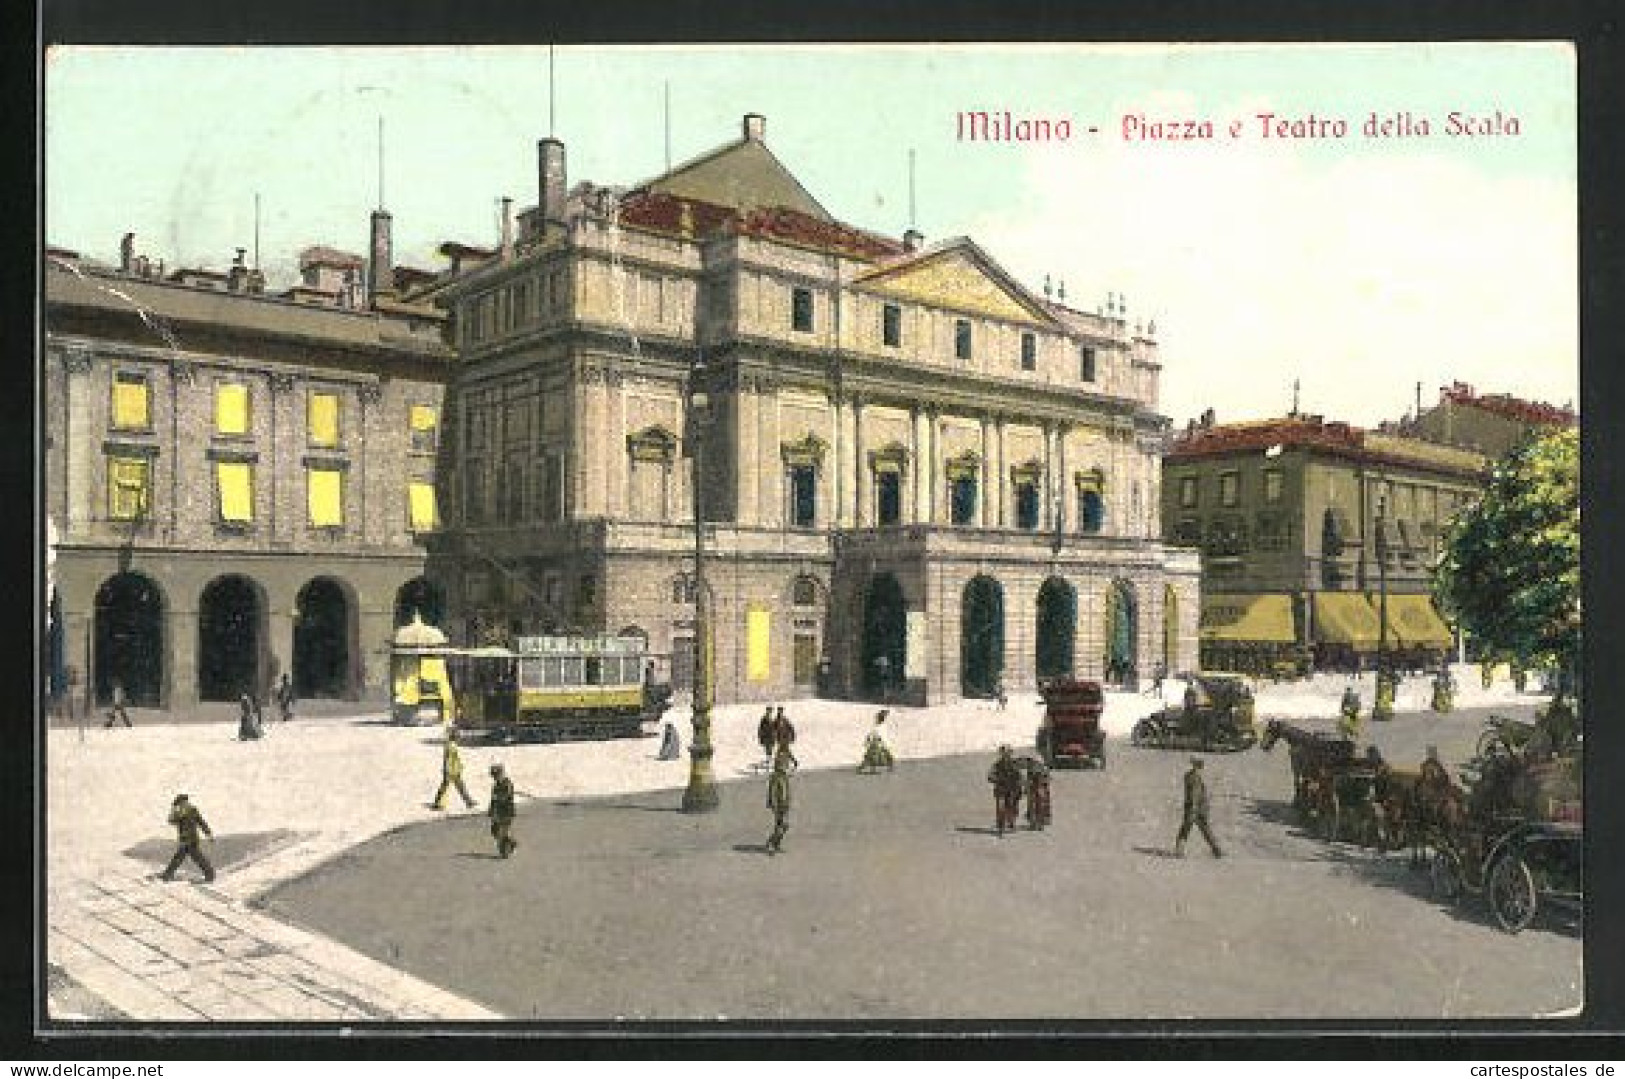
[
  {"left": 1312, "top": 592, "right": 1381, "bottom": 649},
  {"left": 1381, "top": 594, "right": 1455, "bottom": 649},
  {"left": 1200, "top": 593, "right": 1296, "bottom": 644}
]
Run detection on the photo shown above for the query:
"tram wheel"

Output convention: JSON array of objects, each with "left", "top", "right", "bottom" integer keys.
[{"left": 1489, "top": 853, "right": 1539, "bottom": 934}]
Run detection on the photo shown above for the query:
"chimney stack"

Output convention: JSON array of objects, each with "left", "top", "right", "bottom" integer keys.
[
  {"left": 538, "top": 138, "right": 567, "bottom": 226},
  {"left": 369, "top": 209, "right": 395, "bottom": 302},
  {"left": 120, "top": 233, "right": 135, "bottom": 273},
  {"left": 903, "top": 229, "right": 923, "bottom": 253},
  {"left": 228, "top": 247, "right": 249, "bottom": 292},
  {"left": 500, "top": 197, "right": 514, "bottom": 259},
  {"left": 743, "top": 113, "right": 766, "bottom": 142}
]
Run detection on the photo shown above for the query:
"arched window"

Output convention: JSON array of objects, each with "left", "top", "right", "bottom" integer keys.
[{"left": 1076, "top": 469, "right": 1106, "bottom": 533}]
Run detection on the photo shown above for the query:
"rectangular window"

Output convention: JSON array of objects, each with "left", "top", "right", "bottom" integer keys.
[
  {"left": 1179, "top": 476, "right": 1198, "bottom": 508},
  {"left": 308, "top": 392, "right": 341, "bottom": 447},
  {"left": 950, "top": 476, "right": 978, "bottom": 525},
  {"left": 1080, "top": 347, "right": 1097, "bottom": 382},
  {"left": 111, "top": 373, "right": 150, "bottom": 430},
  {"left": 1263, "top": 469, "right": 1284, "bottom": 504},
  {"left": 793, "top": 634, "right": 819, "bottom": 687},
  {"left": 746, "top": 607, "right": 772, "bottom": 683},
  {"left": 954, "top": 319, "right": 972, "bottom": 360},
  {"left": 1219, "top": 472, "right": 1239, "bottom": 507},
  {"left": 216, "top": 461, "right": 254, "bottom": 523},
  {"left": 1015, "top": 481, "right": 1040, "bottom": 530},
  {"left": 1020, "top": 333, "right": 1036, "bottom": 371},
  {"left": 409, "top": 404, "right": 438, "bottom": 452},
  {"left": 791, "top": 287, "right": 814, "bottom": 332},
  {"left": 215, "top": 383, "right": 250, "bottom": 435},
  {"left": 876, "top": 469, "right": 902, "bottom": 526},
  {"left": 107, "top": 456, "right": 150, "bottom": 520},
  {"left": 307, "top": 467, "right": 345, "bottom": 527},
  {"left": 408, "top": 481, "right": 438, "bottom": 532},
  {"left": 789, "top": 465, "right": 816, "bottom": 528},
  {"left": 882, "top": 303, "right": 902, "bottom": 347}
]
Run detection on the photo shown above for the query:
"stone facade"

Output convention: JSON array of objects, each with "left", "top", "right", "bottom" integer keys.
[
  {"left": 43, "top": 246, "right": 455, "bottom": 708},
  {"left": 431, "top": 115, "right": 1200, "bottom": 703}
]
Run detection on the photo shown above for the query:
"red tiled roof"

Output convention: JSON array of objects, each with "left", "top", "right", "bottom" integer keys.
[
  {"left": 616, "top": 190, "right": 904, "bottom": 260},
  {"left": 1170, "top": 415, "right": 1488, "bottom": 477},
  {"left": 1440, "top": 382, "right": 1576, "bottom": 427}
]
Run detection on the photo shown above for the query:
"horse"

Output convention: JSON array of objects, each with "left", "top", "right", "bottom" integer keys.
[{"left": 1260, "top": 719, "right": 1357, "bottom": 831}]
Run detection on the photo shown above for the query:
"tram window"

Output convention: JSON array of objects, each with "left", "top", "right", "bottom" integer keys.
[
  {"left": 560, "top": 657, "right": 584, "bottom": 686},
  {"left": 519, "top": 658, "right": 543, "bottom": 689},
  {"left": 586, "top": 657, "right": 604, "bottom": 685},
  {"left": 542, "top": 656, "right": 562, "bottom": 686}
]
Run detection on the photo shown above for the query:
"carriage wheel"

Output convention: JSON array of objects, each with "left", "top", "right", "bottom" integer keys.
[
  {"left": 1131, "top": 720, "right": 1155, "bottom": 747},
  {"left": 1488, "top": 853, "right": 1539, "bottom": 934},
  {"left": 1430, "top": 847, "right": 1466, "bottom": 904}
]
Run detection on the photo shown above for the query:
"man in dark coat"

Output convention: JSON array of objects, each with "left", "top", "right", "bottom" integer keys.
[
  {"left": 1175, "top": 757, "right": 1223, "bottom": 858},
  {"left": 275, "top": 673, "right": 296, "bottom": 722},
  {"left": 756, "top": 706, "right": 776, "bottom": 764},
  {"left": 772, "top": 706, "right": 799, "bottom": 768},
  {"left": 987, "top": 745, "right": 1024, "bottom": 835},
  {"left": 765, "top": 745, "right": 795, "bottom": 855},
  {"left": 488, "top": 763, "right": 517, "bottom": 858},
  {"left": 161, "top": 794, "right": 216, "bottom": 882}
]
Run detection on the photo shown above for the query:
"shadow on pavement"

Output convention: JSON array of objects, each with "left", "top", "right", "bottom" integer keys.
[
  {"left": 122, "top": 829, "right": 310, "bottom": 872},
  {"left": 731, "top": 843, "right": 772, "bottom": 856},
  {"left": 1132, "top": 845, "right": 1180, "bottom": 859},
  {"left": 589, "top": 802, "right": 685, "bottom": 814},
  {"left": 952, "top": 825, "right": 1007, "bottom": 837}
]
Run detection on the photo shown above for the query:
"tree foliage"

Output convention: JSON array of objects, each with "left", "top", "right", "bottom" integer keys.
[{"left": 1434, "top": 427, "right": 1579, "bottom": 679}]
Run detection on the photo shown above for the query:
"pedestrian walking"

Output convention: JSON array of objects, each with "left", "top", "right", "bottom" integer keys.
[
  {"left": 160, "top": 794, "right": 216, "bottom": 883},
  {"left": 987, "top": 744, "right": 1024, "bottom": 835},
  {"left": 756, "top": 705, "right": 776, "bottom": 765},
  {"left": 430, "top": 727, "right": 478, "bottom": 810},
  {"left": 236, "top": 693, "right": 264, "bottom": 741},
  {"left": 1174, "top": 757, "right": 1223, "bottom": 858},
  {"left": 857, "top": 708, "right": 895, "bottom": 773},
  {"left": 657, "top": 720, "right": 682, "bottom": 760},
  {"left": 488, "top": 763, "right": 517, "bottom": 858},
  {"left": 1182, "top": 678, "right": 1200, "bottom": 718},
  {"left": 994, "top": 679, "right": 1008, "bottom": 710},
  {"left": 104, "top": 680, "right": 133, "bottom": 728},
  {"left": 765, "top": 744, "right": 795, "bottom": 855},
  {"left": 772, "top": 706, "right": 799, "bottom": 767},
  {"left": 1023, "top": 755, "right": 1052, "bottom": 830},
  {"left": 1338, "top": 683, "right": 1362, "bottom": 740},
  {"left": 1147, "top": 660, "right": 1167, "bottom": 697},
  {"left": 275, "top": 673, "right": 296, "bottom": 722}
]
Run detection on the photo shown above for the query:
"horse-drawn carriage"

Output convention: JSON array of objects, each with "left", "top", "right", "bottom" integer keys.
[
  {"left": 1429, "top": 746, "right": 1583, "bottom": 934},
  {"left": 1258, "top": 719, "right": 1386, "bottom": 842},
  {"left": 1131, "top": 673, "right": 1258, "bottom": 753},
  {"left": 1036, "top": 678, "right": 1106, "bottom": 769}
]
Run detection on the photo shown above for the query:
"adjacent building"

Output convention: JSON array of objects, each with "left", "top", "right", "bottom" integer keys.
[
  {"left": 1399, "top": 381, "right": 1577, "bottom": 459},
  {"left": 1161, "top": 413, "right": 1487, "bottom": 674},
  {"left": 430, "top": 114, "right": 1201, "bottom": 705},
  {"left": 43, "top": 236, "right": 455, "bottom": 709}
]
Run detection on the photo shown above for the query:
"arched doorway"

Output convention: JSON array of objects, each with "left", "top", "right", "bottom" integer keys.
[
  {"left": 861, "top": 573, "right": 907, "bottom": 698},
  {"left": 394, "top": 576, "right": 446, "bottom": 628},
  {"left": 93, "top": 572, "right": 165, "bottom": 706},
  {"left": 1035, "top": 577, "right": 1077, "bottom": 683},
  {"left": 1103, "top": 579, "right": 1138, "bottom": 689},
  {"left": 961, "top": 575, "right": 1005, "bottom": 698},
  {"left": 1163, "top": 584, "right": 1180, "bottom": 673},
  {"left": 294, "top": 577, "right": 356, "bottom": 699},
  {"left": 198, "top": 575, "right": 266, "bottom": 702}
]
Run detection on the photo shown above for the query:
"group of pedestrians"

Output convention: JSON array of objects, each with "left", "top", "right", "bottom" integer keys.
[{"left": 985, "top": 745, "right": 1052, "bottom": 834}]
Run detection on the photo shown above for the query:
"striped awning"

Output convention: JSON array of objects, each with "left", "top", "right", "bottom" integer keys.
[
  {"left": 1312, "top": 592, "right": 1381, "bottom": 650},
  {"left": 1381, "top": 594, "right": 1455, "bottom": 649},
  {"left": 1200, "top": 593, "right": 1296, "bottom": 644}
]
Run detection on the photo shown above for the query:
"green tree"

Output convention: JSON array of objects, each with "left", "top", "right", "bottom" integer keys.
[{"left": 1435, "top": 427, "right": 1580, "bottom": 690}]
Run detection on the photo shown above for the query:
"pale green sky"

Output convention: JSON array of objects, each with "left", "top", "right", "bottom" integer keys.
[{"left": 45, "top": 43, "right": 1576, "bottom": 426}]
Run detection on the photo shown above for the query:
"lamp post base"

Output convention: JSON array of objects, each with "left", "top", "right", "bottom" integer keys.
[{"left": 681, "top": 736, "right": 720, "bottom": 813}]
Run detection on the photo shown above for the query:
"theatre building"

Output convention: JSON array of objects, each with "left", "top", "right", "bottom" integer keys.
[
  {"left": 430, "top": 113, "right": 1201, "bottom": 704},
  {"left": 1161, "top": 413, "right": 1487, "bottom": 674},
  {"left": 43, "top": 237, "right": 455, "bottom": 710}
]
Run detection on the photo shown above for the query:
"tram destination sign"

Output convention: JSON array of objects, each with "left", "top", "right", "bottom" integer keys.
[{"left": 513, "top": 635, "right": 643, "bottom": 656}]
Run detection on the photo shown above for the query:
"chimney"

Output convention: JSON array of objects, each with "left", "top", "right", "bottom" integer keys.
[
  {"left": 903, "top": 229, "right": 923, "bottom": 253},
  {"left": 743, "top": 113, "right": 766, "bottom": 142},
  {"left": 227, "top": 247, "right": 249, "bottom": 292},
  {"left": 538, "top": 138, "right": 567, "bottom": 226},
  {"left": 120, "top": 233, "right": 135, "bottom": 273},
  {"left": 368, "top": 209, "right": 394, "bottom": 301},
  {"left": 500, "top": 197, "right": 514, "bottom": 259}
]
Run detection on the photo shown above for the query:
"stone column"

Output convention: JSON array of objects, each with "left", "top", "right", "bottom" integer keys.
[
  {"left": 739, "top": 377, "right": 761, "bottom": 526},
  {"left": 62, "top": 349, "right": 96, "bottom": 533},
  {"left": 607, "top": 370, "right": 628, "bottom": 519},
  {"left": 994, "top": 416, "right": 1008, "bottom": 527},
  {"left": 979, "top": 415, "right": 992, "bottom": 529},
  {"left": 169, "top": 602, "right": 200, "bottom": 709},
  {"left": 852, "top": 396, "right": 867, "bottom": 528},
  {"left": 271, "top": 374, "right": 297, "bottom": 543},
  {"left": 910, "top": 408, "right": 928, "bottom": 524}
]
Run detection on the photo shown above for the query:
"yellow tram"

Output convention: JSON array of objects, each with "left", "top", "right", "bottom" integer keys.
[{"left": 446, "top": 634, "right": 670, "bottom": 741}]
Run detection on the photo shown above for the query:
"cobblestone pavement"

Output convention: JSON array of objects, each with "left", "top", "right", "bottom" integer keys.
[{"left": 45, "top": 670, "right": 1551, "bottom": 1024}]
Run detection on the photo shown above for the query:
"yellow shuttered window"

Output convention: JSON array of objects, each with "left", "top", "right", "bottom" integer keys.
[
  {"left": 111, "top": 376, "right": 150, "bottom": 430},
  {"left": 216, "top": 461, "right": 254, "bottom": 522},
  {"left": 409, "top": 405, "right": 438, "bottom": 452},
  {"left": 215, "top": 383, "right": 250, "bottom": 435},
  {"left": 746, "top": 607, "right": 772, "bottom": 683},
  {"left": 307, "top": 468, "right": 344, "bottom": 527},
  {"left": 308, "top": 392, "right": 340, "bottom": 447},
  {"left": 107, "top": 457, "right": 150, "bottom": 520},
  {"left": 408, "top": 481, "right": 438, "bottom": 531}
]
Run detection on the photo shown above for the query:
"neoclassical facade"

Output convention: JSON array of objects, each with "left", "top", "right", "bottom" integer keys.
[
  {"left": 431, "top": 114, "right": 1201, "bottom": 704},
  {"left": 43, "top": 240, "right": 455, "bottom": 709}
]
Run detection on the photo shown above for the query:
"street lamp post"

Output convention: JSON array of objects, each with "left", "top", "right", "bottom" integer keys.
[
  {"left": 681, "top": 361, "right": 720, "bottom": 813},
  {"left": 1373, "top": 493, "right": 1394, "bottom": 720}
]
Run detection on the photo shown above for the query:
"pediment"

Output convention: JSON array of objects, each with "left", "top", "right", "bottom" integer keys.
[{"left": 857, "top": 243, "right": 1058, "bottom": 326}]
